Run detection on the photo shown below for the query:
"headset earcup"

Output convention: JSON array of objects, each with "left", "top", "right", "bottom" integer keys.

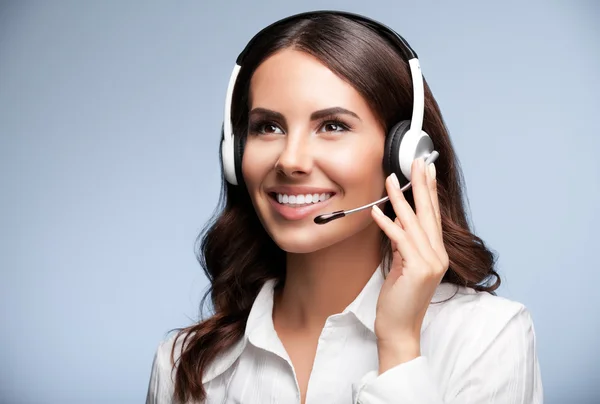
[
  {"left": 234, "top": 131, "right": 245, "bottom": 187},
  {"left": 221, "top": 123, "right": 246, "bottom": 186},
  {"left": 398, "top": 129, "right": 435, "bottom": 182},
  {"left": 221, "top": 126, "right": 238, "bottom": 185},
  {"left": 384, "top": 120, "right": 435, "bottom": 187},
  {"left": 384, "top": 120, "right": 412, "bottom": 187}
]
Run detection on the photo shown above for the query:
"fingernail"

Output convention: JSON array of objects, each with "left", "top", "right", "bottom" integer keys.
[
  {"left": 390, "top": 173, "right": 400, "bottom": 189},
  {"left": 428, "top": 163, "right": 436, "bottom": 179},
  {"left": 372, "top": 205, "right": 384, "bottom": 216}
]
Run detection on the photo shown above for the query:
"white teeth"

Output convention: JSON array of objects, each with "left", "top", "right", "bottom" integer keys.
[{"left": 274, "top": 192, "right": 334, "bottom": 205}]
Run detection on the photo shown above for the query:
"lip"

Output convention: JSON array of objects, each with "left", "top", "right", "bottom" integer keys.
[{"left": 265, "top": 187, "right": 336, "bottom": 221}]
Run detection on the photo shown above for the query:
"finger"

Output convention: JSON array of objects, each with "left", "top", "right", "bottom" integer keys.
[
  {"left": 424, "top": 161, "right": 446, "bottom": 268},
  {"left": 426, "top": 161, "right": 442, "bottom": 234},
  {"left": 411, "top": 158, "right": 442, "bottom": 251},
  {"left": 371, "top": 203, "right": 423, "bottom": 265},
  {"left": 387, "top": 249, "right": 405, "bottom": 282},
  {"left": 386, "top": 173, "right": 435, "bottom": 263}
]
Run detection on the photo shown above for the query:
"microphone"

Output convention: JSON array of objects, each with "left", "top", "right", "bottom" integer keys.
[{"left": 314, "top": 152, "right": 439, "bottom": 225}]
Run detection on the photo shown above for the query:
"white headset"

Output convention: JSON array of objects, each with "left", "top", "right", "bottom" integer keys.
[{"left": 220, "top": 11, "right": 436, "bottom": 187}]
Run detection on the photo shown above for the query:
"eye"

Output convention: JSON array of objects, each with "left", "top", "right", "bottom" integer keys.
[
  {"left": 319, "top": 120, "right": 350, "bottom": 133},
  {"left": 248, "top": 121, "right": 284, "bottom": 135}
]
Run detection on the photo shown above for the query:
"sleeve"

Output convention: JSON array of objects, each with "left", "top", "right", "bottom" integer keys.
[
  {"left": 145, "top": 341, "right": 176, "bottom": 404},
  {"left": 353, "top": 306, "right": 543, "bottom": 404}
]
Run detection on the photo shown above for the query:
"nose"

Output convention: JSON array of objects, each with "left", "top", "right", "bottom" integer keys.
[{"left": 275, "top": 132, "right": 313, "bottom": 179}]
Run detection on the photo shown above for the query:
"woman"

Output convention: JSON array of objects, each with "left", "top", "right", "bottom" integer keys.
[{"left": 146, "top": 11, "right": 542, "bottom": 404}]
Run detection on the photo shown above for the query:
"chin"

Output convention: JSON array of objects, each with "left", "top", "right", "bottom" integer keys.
[
  {"left": 265, "top": 213, "right": 376, "bottom": 254},
  {"left": 272, "top": 231, "right": 340, "bottom": 254}
]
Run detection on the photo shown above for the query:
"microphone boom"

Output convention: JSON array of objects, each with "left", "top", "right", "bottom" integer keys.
[{"left": 313, "top": 152, "right": 439, "bottom": 225}]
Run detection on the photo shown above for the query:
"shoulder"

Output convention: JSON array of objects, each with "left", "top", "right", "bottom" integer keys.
[
  {"left": 146, "top": 330, "right": 192, "bottom": 403},
  {"left": 155, "top": 329, "right": 193, "bottom": 375},
  {"left": 426, "top": 284, "right": 537, "bottom": 358},
  {"left": 444, "top": 285, "right": 530, "bottom": 319},
  {"left": 420, "top": 285, "right": 543, "bottom": 401}
]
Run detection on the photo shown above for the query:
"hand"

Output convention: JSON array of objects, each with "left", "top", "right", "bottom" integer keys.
[{"left": 370, "top": 157, "right": 449, "bottom": 372}]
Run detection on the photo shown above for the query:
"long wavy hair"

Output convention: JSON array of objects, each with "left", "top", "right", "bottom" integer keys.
[{"left": 169, "top": 12, "right": 500, "bottom": 403}]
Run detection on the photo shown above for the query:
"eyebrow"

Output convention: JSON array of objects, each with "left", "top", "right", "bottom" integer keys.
[{"left": 248, "top": 107, "right": 361, "bottom": 122}]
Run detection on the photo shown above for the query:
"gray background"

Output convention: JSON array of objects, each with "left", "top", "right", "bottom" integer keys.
[{"left": 1, "top": 1, "right": 599, "bottom": 403}]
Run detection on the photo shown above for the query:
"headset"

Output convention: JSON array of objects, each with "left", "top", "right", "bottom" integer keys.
[{"left": 220, "top": 10, "right": 439, "bottom": 224}]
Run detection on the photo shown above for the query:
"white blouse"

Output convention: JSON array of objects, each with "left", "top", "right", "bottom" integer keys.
[{"left": 146, "top": 267, "right": 543, "bottom": 403}]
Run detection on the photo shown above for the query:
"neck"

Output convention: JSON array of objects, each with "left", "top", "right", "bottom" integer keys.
[{"left": 274, "top": 221, "right": 383, "bottom": 333}]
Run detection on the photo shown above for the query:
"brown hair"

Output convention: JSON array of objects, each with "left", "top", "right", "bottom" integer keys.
[{"left": 168, "top": 13, "right": 500, "bottom": 403}]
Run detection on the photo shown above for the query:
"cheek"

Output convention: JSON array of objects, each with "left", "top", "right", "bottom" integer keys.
[
  {"left": 320, "top": 138, "right": 386, "bottom": 195},
  {"left": 241, "top": 139, "right": 274, "bottom": 191}
]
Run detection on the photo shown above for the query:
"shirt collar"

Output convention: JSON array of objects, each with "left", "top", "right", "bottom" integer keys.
[
  {"left": 202, "top": 266, "right": 461, "bottom": 384},
  {"left": 342, "top": 264, "right": 385, "bottom": 334},
  {"left": 203, "top": 278, "right": 280, "bottom": 384},
  {"left": 244, "top": 279, "right": 289, "bottom": 358}
]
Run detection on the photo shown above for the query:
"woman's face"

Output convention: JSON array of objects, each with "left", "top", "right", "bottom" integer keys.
[{"left": 242, "top": 49, "right": 386, "bottom": 253}]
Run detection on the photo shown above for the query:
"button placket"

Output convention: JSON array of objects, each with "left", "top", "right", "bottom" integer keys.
[{"left": 306, "top": 317, "right": 353, "bottom": 403}]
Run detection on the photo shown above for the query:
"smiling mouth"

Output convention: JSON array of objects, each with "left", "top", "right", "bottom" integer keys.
[{"left": 268, "top": 192, "right": 335, "bottom": 207}]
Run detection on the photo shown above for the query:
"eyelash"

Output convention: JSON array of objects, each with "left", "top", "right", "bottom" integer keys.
[{"left": 248, "top": 117, "right": 352, "bottom": 136}]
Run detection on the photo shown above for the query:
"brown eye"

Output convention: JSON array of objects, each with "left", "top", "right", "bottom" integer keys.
[
  {"left": 320, "top": 120, "right": 350, "bottom": 133},
  {"left": 326, "top": 123, "right": 343, "bottom": 132},
  {"left": 263, "top": 124, "right": 280, "bottom": 134},
  {"left": 248, "top": 121, "right": 284, "bottom": 135}
]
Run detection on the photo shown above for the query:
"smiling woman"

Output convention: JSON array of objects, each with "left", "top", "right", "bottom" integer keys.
[{"left": 145, "top": 10, "right": 542, "bottom": 404}]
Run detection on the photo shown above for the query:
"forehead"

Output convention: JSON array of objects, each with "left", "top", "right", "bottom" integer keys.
[{"left": 248, "top": 48, "right": 370, "bottom": 114}]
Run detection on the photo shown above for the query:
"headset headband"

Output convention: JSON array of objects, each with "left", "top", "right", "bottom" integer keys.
[{"left": 236, "top": 11, "right": 418, "bottom": 64}]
